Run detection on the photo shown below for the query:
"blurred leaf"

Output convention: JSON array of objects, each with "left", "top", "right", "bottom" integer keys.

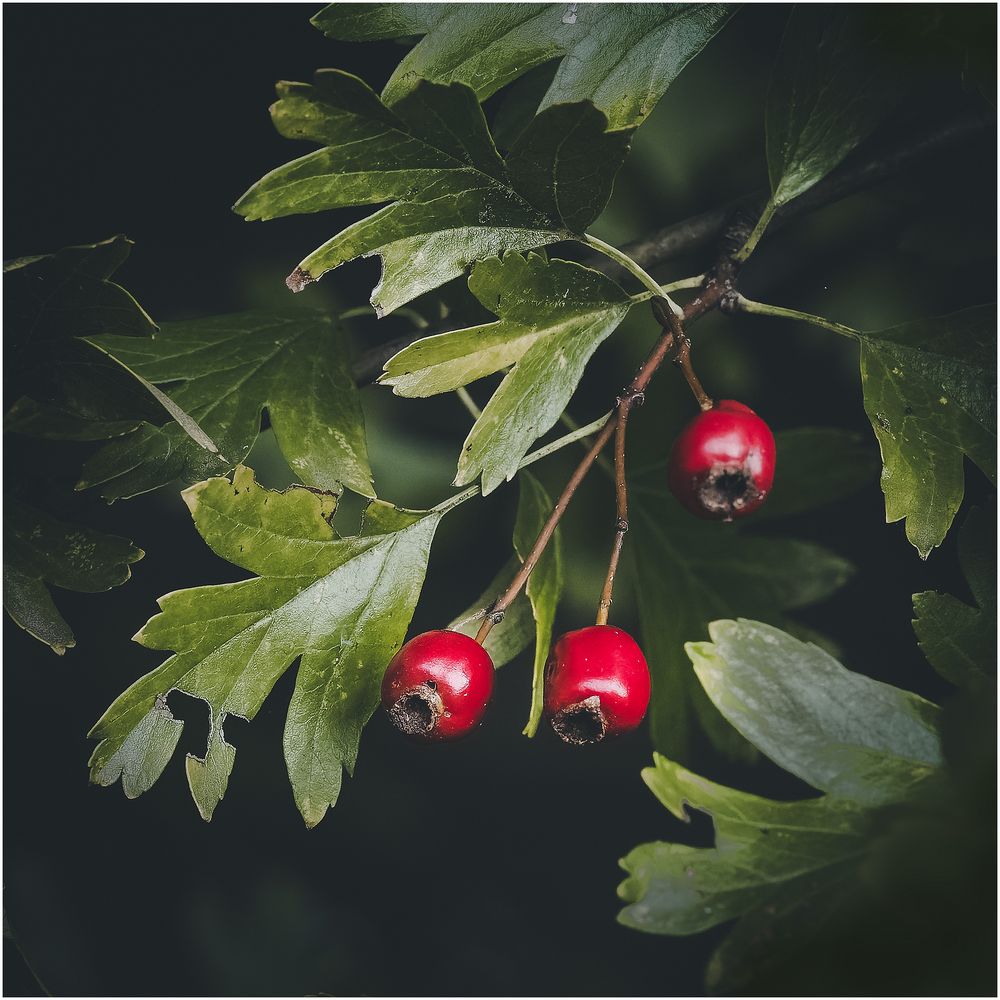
[
  {"left": 449, "top": 557, "right": 534, "bottom": 668},
  {"left": 860, "top": 305, "right": 995, "bottom": 557},
  {"left": 515, "top": 471, "right": 562, "bottom": 737},
  {"left": 687, "top": 620, "right": 942, "bottom": 805},
  {"left": 3, "top": 498, "right": 143, "bottom": 654},
  {"left": 383, "top": 253, "right": 631, "bottom": 493},
  {"left": 765, "top": 7, "right": 908, "bottom": 211},
  {"left": 235, "top": 71, "right": 630, "bottom": 314},
  {"left": 618, "top": 754, "right": 869, "bottom": 934},
  {"left": 4, "top": 235, "right": 161, "bottom": 438},
  {"left": 754, "top": 428, "right": 879, "bottom": 520},
  {"left": 618, "top": 620, "right": 965, "bottom": 992},
  {"left": 89, "top": 466, "right": 440, "bottom": 827},
  {"left": 313, "top": 3, "right": 736, "bottom": 130},
  {"left": 913, "top": 506, "right": 995, "bottom": 693},
  {"left": 80, "top": 309, "right": 374, "bottom": 501},
  {"left": 629, "top": 476, "right": 854, "bottom": 763}
]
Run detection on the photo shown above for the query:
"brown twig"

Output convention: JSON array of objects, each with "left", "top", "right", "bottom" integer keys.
[
  {"left": 595, "top": 392, "right": 636, "bottom": 626},
  {"left": 650, "top": 298, "right": 714, "bottom": 411}
]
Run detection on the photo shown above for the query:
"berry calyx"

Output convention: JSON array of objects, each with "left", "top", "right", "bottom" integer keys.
[
  {"left": 543, "top": 625, "right": 650, "bottom": 745},
  {"left": 668, "top": 399, "right": 776, "bottom": 521},
  {"left": 381, "top": 630, "right": 494, "bottom": 742}
]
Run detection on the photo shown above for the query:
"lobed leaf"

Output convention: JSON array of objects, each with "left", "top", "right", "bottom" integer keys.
[
  {"left": 629, "top": 428, "right": 868, "bottom": 762},
  {"left": 4, "top": 498, "right": 143, "bottom": 654},
  {"left": 89, "top": 466, "right": 440, "bottom": 827},
  {"left": 312, "top": 3, "right": 737, "bottom": 131},
  {"left": 382, "top": 252, "right": 631, "bottom": 493},
  {"left": 913, "top": 506, "right": 996, "bottom": 692},
  {"left": 235, "top": 71, "right": 631, "bottom": 314},
  {"left": 686, "top": 620, "right": 942, "bottom": 805},
  {"left": 80, "top": 308, "right": 374, "bottom": 500},
  {"left": 859, "top": 305, "right": 996, "bottom": 557}
]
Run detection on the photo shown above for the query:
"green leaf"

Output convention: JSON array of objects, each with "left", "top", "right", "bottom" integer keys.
[
  {"left": 4, "top": 235, "right": 163, "bottom": 439},
  {"left": 4, "top": 498, "right": 143, "bottom": 654},
  {"left": 234, "top": 72, "right": 631, "bottom": 314},
  {"left": 859, "top": 305, "right": 996, "bottom": 557},
  {"left": 765, "top": 7, "right": 908, "bottom": 210},
  {"left": 686, "top": 620, "right": 941, "bottom": 805},
  {"left": 618, "top": 754, "right": 869, "bottom": 935},
  {"left": 449, "top": 557, "right": 534, "bottom": 668},
  {"left": 312, "top": 3, "right": 736, "bottom": 130},
  {"left": 382, "top": 252, "right": 631, "bottom": 493},
  {"left": 753, "top": 428, "right": 879, "bottom": 521},
  {"left": 913, "top": 506, "right": 996, "bottom": 692},
  {"left": 629, "top": 480, "right": 855, "bottom": 763},
  {"left": 515, "top": 471, "right": 562, "bottom": 737},
  {"left": 89, "top": 466, "right": 440, "bottom": 826},
  {"left": 80, "top": 309, "right": 374, "bottom": 501}
]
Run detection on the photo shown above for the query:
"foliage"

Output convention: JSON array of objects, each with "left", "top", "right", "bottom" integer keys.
[
  {"left": 89, "top": 466, "right": 440, "bottom": 826},
  {"left": 860, "top": 306, "right": 996, "bottom": 557},
  {"left": 630, "top": 428, "right": 873, "bottom": 763},
  {"left": 382, "top": 251, "right": 633, "bottom": 492},
  {"left": 619, "top": 509, "right": 995, "bottom": 992},
  {"left": 81, "top": 309, "right": 374, "bottom": 500},
  {"left": 5, "top": 4, "right": 996, "bottom": 992},
  {"left": 311, "top": 2, "right": 736, "bottom": 130},
  {"left": 235, "top": 71, "right": 631, "bottom": 314},
  {"left": 4, "top": 499, "right": 143, "bottom": 654},
  {"left": 4, "top": 237, "right": 155, "bottom": 651}
]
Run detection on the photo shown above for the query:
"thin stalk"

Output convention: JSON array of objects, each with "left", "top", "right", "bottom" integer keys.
[
  {"left": 734, "top": 295, "right": 862, "bottom": 339},
  {"left": 585, "top": 233, "right": 683, "bottom": 316},
  {"left": 734, "top": 198, "right": 777, "bottom": 262},
  {"left": 431, "top": 412, "right": 613, "bottom": 515},
  {"left": 595, "top": 394, "right": 635, "bottom": 625},
  {"left": 558, "top": 409, "right": 615, "bottom": 477},
  {"left": 455, "top": 386, "right": 483, "bottom": 420},
  {"left": 651, "top": 298, "right": 714, "bottom": 411}
]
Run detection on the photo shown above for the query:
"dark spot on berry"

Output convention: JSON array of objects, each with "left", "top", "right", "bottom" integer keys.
[
  {"left": 388, "top": 685, "right": 443, "bottom": 737},
  {"left": 552, "top": 695, "right": 607, "bottom": 745}
]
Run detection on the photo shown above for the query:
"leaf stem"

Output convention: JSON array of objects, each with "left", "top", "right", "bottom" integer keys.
[
  {"left": 584, "top": 233, "right": 683, "bottom": 316},
  {"left": 431, "top": 413, "right": 613, "bottom": 515},
  {"left": 734, "top": 295, "right": 861, "bottom": 339},
  {"left": 734, "top": 199, "right": 777, "bottom": 262}
]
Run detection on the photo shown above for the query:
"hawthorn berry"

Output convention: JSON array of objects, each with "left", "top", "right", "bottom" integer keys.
[
  {"left": 668, "top": 399, "right": 776, "bottom": 521},
  {"left": 381, "top": 630, "right": 494, "bottom": 742},
  {"left": 544, "top": 625, "right": 650, "bottom": 745}
]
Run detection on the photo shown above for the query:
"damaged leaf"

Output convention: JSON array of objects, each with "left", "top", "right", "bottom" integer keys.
[
  {"left": 234, "top": 71, "right": 631, "bottom": 315},
  {"left": 382, "top": 252, "right": 631, "bottom": 493},
  {"left": 4, "top": 498, "right": 144, "bottom": 654},
  {"left": 89, "top": 466, "right": 439, "bottom": 827},
  {"left": 312, "top": 3, "right": 736, "bottom": 130},
  {"left": 79, "top": 309, "right": 374, "bottom": 501}
]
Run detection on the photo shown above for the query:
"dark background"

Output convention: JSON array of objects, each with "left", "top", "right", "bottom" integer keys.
[{"left": 3, "top": 4, "right": 996, "bottom": 996}]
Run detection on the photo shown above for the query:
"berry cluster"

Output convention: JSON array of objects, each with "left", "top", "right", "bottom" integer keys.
[{"left": 381, "top": 397, "right": 776, "bottom": 745}]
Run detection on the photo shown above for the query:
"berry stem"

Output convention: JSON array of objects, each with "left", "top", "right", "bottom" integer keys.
[
  {"left": 651, "top": 298, "right": 714, "bottom": 411},
  {"left": 595, "top": 392, "right": 636, "bottom": 625},
  {"left": 475, "top": 272, "right": 729, "bottom": 644}
]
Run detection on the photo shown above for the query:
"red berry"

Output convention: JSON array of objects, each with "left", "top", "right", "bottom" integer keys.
[
  {"left": 543, "top": 625, "right": 650, "bottom": 745},
  {"left": 668, "top": 400, "right": 776, "bottom": 521},
  {"left": 381, "top": 630, "right": 494, "bottom": 742}
]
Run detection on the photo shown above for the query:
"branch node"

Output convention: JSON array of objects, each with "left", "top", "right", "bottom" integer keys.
[{"left": 616, "top": 518, "right": 629, "bottom": 533}]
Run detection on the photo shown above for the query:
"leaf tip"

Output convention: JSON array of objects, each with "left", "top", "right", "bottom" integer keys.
[{"left": 286, "top": 267, "right": 315, "bottom": 294}]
